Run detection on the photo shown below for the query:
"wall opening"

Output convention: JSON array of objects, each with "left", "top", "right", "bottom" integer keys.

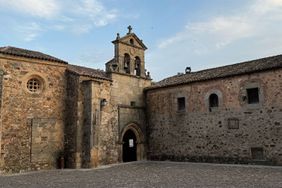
[
  {"left": 251, "top": 147, "right": 264, "bottom": 160},
  {"left": 124, "top": 53, "right": 131, "bottom": 74},
  {"left": 209, "top": 93, "right": 219, "bottom": 108},
  {"left": 247, "top": 88, "right": 259, "bottom": 104},
  {"left": 227, "top": 118, "right": 239, "bottom": 129},
  {"left": 130, "top": 39, "right": 134, "bottom": 45},
  {"left": 134, "top": 56, "right": 141, "bottom": 76},
  {"left": 122, "top": 129, "right": 137, "bottom": 162},
  {"left": 177, "top": 97, "right": 185, "bottom": 111}
]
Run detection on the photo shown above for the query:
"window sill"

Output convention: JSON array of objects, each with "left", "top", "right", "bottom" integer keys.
[
  {"left": 245, "top": 103, "right": 261, "bottom": 109},
  {"left": 176, "top": 110, "right": 186, "bottom": 114},
  {"left": 209, "top": 107, "right": 219, "bottom": 112}
]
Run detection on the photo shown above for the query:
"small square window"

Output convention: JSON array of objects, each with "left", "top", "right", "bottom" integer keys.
[
  {"left": 227, "top": 118, "right": 239, "bottom": 129},
  {"left": 130, "top": 101, "right": 136, "bottom": 107},
  {"left": 247, "top": 88, "right": 259, "bottom": 104},
  {"left": 177, "top": 97, "right": 185, "bottom": 111},
  {"left": 251, "top": 147, "right": 264, "bottom": 160}
]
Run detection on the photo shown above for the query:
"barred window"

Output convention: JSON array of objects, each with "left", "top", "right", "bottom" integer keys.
[{"left": 27, "top": 78, "right": 41, "bottom": 93}]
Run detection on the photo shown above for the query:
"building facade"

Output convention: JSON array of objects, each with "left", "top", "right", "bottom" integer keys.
[
  {"left": 0, "top": 27, "right": 281, "bottom": 173},
  {"left": 146, "top": 56, "right": 282, "bottom": 165}
]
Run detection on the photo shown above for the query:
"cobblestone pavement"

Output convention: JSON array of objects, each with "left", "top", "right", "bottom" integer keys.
[{"left": 1, "top": 161, "right": 282, "bottom": 188}]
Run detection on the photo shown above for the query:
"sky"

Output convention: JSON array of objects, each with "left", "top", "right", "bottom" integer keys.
[{"left": 1, "top": 0, "right": 282, "bottom": 81}]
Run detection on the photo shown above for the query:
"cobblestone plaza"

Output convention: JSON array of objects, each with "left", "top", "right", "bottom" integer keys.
[{"left": 1, "top": 161, "right": 282, "bottom": 188}]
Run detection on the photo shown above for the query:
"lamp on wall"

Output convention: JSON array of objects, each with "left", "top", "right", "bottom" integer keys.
[
  {"left": 112, "top": 63, "right": 118, "bottom": 71},
  {"left": 100, "top": 98, "right": 108, "bottom": 107}
]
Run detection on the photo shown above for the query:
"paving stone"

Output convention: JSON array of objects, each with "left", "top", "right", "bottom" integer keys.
[{"left": 0, "top": 161, "right": 282, "bottom": 188}]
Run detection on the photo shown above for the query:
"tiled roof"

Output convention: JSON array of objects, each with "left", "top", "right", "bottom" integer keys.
[
  {"left": 0, "top": 46, "right": 67, "bottom": 64},
  {"left": 67, "top": 64, "right": 111, "bottom": 81},
  {"left": 147, "top": 54, "right": 282, "bottom": 90}
]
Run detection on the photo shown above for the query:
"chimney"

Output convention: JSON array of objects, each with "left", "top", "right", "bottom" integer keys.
[{"left": 185, "top": 67, "right": 191, "bottom": 74}]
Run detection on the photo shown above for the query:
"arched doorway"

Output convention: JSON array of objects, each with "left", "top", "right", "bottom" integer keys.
[
  {"left": 120, "top": 123, "right": 145, "bottom": 162},
  {"left": 122, "top": 129, "right": 137, "bottom": 162}
]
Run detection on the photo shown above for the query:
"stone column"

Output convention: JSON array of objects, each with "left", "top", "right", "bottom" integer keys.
[{"left": 0, "top": 70, "right": 3, "bottom": 168}]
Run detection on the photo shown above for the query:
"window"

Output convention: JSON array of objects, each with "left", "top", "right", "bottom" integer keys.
[
  {"left": 177, "top": 97, "right": 185, "bottom": 111},
  {"left": 130, "top": 101, "right": 136, "bottom": 106},
  {"left": 251, "top": 147, "right": 264, "bottom": 160},
  {"left": 130, "top": 39, "right": 134, "bottom": 45},
  {"left": 247, "top": 88, "right": 259, "bottom": 104},
  {"left": 209, "top": 93, "right": 219, "bottom": 108},
  {"left": 135, "top": 56, "right": 141, "bottom": 76},
  {"left": 124, "top": 53, "right": 130, "bottom": 74},
  {"left": 227, "top": 118, "right": 239, "bottom": 129},
  {"left": 27, "top": 78, "right": 41, "bottom": 93}
]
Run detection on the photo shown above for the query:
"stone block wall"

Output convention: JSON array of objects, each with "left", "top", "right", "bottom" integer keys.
[
  {"left": 64, "top": 72, "right": 79, "bottom": 168},
  {"left": 65, "top": 73, "right": 119, "bottom": 168},
  {"left": 110, "top": 73, "right": 151, "bottom": 161},
  {"left": 146, "top": 69, "right": 282, "bottom": 165},
  {"left": 64, "top": 70, "right": 151, "bottom": 168},
  {"left": 0, "top": 69, "right": 3, "bottom": 169},
  {"left": 82, "top": 79, "right": 119, "bottom": 167},
  {"left": 0, "top": 55, "right": 66, "bottom": 172}
]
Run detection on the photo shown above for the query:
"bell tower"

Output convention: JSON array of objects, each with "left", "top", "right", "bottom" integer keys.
[{"left": 106, "top": 26, "right": 149, "bottom": 78}]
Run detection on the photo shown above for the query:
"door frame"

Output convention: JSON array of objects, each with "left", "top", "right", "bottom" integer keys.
[{"left": 119, "top": 123, "right": 145, "bottom": 162}]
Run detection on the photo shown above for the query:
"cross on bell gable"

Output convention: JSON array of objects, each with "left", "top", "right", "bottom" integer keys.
[{"left": 127, "top": 25, "right": 132, "bottom": 34}]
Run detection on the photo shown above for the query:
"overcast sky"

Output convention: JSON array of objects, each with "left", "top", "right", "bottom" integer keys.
[{"left": 1, "top": 0, "right": 282, "bottom": 81}]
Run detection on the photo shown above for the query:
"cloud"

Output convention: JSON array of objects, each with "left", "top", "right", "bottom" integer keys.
[
  {"left": 75, "top": 0, "right": 118, "bottom": 27},
  {"left": 0, "top": 0, "right": 118, "bottom": 38},
  {"left": 149, "top": 0, "right": 282, "bottom": 81},
  {"left": 0, "top": 0, "right": 59, "bottom": 19},
  {"left": 251, "top": 0, "right": 282, "bottom": 14},
  {"left": 17, "top": 22, "right": 43, "bottom": 42},
  {"left": 158, "top": 0, "right": 282, "bottom": 50}
]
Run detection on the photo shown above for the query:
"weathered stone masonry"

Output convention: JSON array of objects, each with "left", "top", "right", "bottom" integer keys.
[
  {"left": 0, "top": 53, "right": 67, "bottom": 172},
  {"left": 1, "top": 28, "right": 282, "bottom": 173},
  {"left": 146, "top": 59, "right": 282, "bottom": 165}
]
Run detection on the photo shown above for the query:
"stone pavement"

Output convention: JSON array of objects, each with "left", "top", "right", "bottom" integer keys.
[{"left": 0, "top": 161, "right": 282, "bottom": 188}]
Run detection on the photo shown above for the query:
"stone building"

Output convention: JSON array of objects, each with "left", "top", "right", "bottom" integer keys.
[
  {"left": 146, "top": 55, "right": 282, "bottom": 165},
  {"left": 0, "top": 27, "right": 151, "bottom": 173},
  {"left": 0, "top": 27, "right": 281, "bottom": 173}
]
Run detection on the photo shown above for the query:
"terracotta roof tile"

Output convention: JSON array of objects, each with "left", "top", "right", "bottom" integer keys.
[
  {"left": 0, "top": 46, "right": 67, "bottom": 64},
  {"left": 67, "top": 64, "right": 111, "bottom": 81},
  {"left": 147, "top": 54, "right": 282, "bottom": 90}
]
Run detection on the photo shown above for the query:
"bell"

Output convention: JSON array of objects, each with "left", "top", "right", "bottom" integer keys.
[{"left": 135, "top": 63, "right": 139, "bottom": 69}]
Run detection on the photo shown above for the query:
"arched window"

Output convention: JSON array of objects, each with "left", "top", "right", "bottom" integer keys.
[
  {"left": 134, "top": 56, "right": 141, "bottom": 76},
  {"left": 209, "top": 93, "right": 219, "bottom": 108},
  {"left": 124, "top": 53, "right": 130, "bottom": 74},
  {"left": 130, "top": 39, "right": 134, "bottom": 45}
]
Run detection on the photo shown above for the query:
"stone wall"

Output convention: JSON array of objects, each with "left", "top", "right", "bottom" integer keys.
[
  {"left": 0, "top": 69, "right": 3, "bottom": 169},
  {"left": 110, "top": 73, "right": 151, "bottom": 161},
  {"left": 113, "top": 36, "right": 146, "bottom": 77},
  {"left": 0, "top": 55, "right": 66, "bottom": 172},
  {"left": 82, "top": 78, "right": 119, "bottom": 167},
  {"left": 146, "top": 69, "right": 282, "bottom": 165},
  {"left": 65, "top": 73, "right": 119, "bottom": 168},
  {"left": 64, "top": 72, "right": 79, "bottom": 168}
]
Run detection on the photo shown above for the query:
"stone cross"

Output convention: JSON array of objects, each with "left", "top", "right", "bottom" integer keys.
[{"left": 127, "top": 25, "right": 132, "bottom": 34}]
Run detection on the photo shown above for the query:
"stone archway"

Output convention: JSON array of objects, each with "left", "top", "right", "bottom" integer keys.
[
  {"left": 122, "top": 129, "right": 137, "bottom": 162},
  {"left": 120, "top": 123, "right": 145, "bottom": 162}
]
